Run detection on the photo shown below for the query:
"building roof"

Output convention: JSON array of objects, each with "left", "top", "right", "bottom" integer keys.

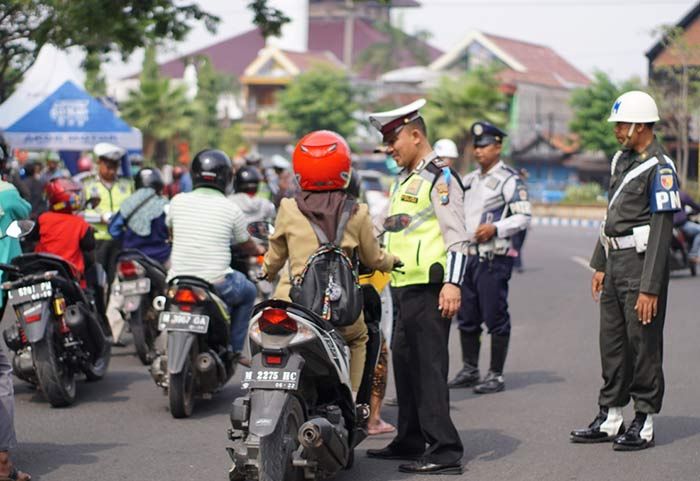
[
  {"left": 241, "top": 47, "right": 343, "bottom": 83},
  {"left": 430, "top": 30, "right": 589, "bottom": 89},
  {"left": 646, "top": 2, "right": 700, "bottom": 62},
  {"left": 130, "top": 17, "right": 442, "bottom": 81}
]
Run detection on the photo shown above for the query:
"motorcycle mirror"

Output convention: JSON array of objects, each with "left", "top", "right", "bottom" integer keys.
[
  {"left": 383, "top": 214, "right": 412, "bottom": 233},
  {"left": 2, "top": 220, "right": 35, "bottom": 239},
  {"left": 86, "top": 196, "right": 101, "bottom": 209},
  {"left": 247, "top": 221, "right": 274, "bottom": 240},
  {"left": 152, "top": 296, "right": 166, "bottom": 312}
]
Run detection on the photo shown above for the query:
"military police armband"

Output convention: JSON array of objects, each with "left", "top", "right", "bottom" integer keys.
[
  {"left": 445, "top": 251, "right": 466, "bottom": 285},
  {"left": 650, "top": 166, "right": 681, "bottom": 213}
]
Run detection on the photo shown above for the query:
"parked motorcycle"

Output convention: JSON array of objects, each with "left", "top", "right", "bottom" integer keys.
[
  {"left": 150, "top": 275, "right": 238, "bottom": 418},
  {"left": 670, "top": 227, "right": 696, "bottom": 277},
  {"left": 113, "top": 249, "right": 167, "bottom": 364},
  {"left": 226, "top": 214, "right": 409, "bottom": 481},
  {"left": 0, "top": 221, "right": 111, "bottom": 407}
]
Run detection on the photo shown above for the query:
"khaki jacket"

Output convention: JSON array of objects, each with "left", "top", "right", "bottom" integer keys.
[{"left": 264, "top": 198, "right": 397, "bottom": 299}]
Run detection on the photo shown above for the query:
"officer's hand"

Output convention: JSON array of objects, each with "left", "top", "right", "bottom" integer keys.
[
  {"left": 439, "top": 283, "right": 460, "bottom": 318},
  {"left": 255, "top": 244, "right": 266, "bottom": 256},
  {"left": 591, "top": 271, "right": 605, "bottom": 301},
  {"left": 635, "top": 292, "right": 658, "bottom": 325},
  {"left": 474, "top": 224, "right": 497, "bottom": 243}
]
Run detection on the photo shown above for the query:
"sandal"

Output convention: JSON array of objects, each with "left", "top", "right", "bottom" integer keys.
[{"left": 368, "top": 421, "right": 396, "bottom": 435}]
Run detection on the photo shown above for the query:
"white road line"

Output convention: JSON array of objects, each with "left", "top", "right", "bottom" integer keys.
[{"left": 571, "top": 256, "right": 594, "bottom": 272}]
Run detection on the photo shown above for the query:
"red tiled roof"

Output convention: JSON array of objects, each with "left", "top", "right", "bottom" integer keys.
[{"left": 483, "top": 33, "right": 590, "bottom": 88}]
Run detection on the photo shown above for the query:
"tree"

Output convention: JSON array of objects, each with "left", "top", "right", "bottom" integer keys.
[
  {"left": 276, "top": 65, "right": 358, "bottom": 140},
  {"left": 569, "top": 71, "right": 641, "bottom": 158},
  {"left": 83, "top": 51, "right": 106, "bottom": 97},
  {"left": 422, "top": 68, "right": 507, "bottom": 170},
  {"left": 354, "top": 20, "right": 432, "bottom": 76},
  {"left": 120, "top": 45, "right": 193, "bottom": 166},
  {"left": 0, "top": 1, "right": 219, "bottom": 102}
]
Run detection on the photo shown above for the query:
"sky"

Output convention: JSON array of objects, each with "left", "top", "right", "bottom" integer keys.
[{"left": 97, "top": 0, "right": 698, "bottom": 83}]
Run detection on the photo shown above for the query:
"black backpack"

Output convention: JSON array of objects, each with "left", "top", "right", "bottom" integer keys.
[{"left": 290, "top": 199, "right": 363, "bottom": 327}]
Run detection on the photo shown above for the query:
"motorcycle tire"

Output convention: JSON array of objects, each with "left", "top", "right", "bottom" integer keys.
[
  {"left": 259, "top": 395, "right": 304, "bottom": 481},
  {"left": 33, "top": 322, "right": 77, "bottom": 407},
  {"left": 691, "top": 263, "right": 697, "bottom": 277},
  {"left": 83, "top": 340, "right": 111, "bottom": 382},
  {"left": 169, "top": 353, "right": 196, "bottom": 418},
  {"left": 130, "top": 302, "right": 156, "bottom": 365}
]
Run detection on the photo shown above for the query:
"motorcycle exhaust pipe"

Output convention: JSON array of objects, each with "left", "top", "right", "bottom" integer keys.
[
  {"left": 195, "top": 351, "right": 219, "bottom": 393},
  {"left": 65, "top": 302, "right": 109, "bottom": 357},
  {"left": 298, "top": 418, "right": 349, "bottom": 474},
  {"left": 12, "top": 349, "right": 36, "bottom": 384}
]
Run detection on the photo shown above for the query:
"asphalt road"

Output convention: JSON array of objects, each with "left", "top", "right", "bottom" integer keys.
[{"left": 12, "top": 225, "right": 700, "bottom": 481}]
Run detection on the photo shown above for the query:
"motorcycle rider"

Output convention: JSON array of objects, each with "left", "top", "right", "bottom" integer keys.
[
  {"left": 262, "top": 130, "right": 400, "bottom": 393},
  {"left": 229, "top": 166, "right": 276, "bottom": 223},
  {"left": 673, "top": 190, "right": 700, "bottom": 263},
  {"left": 107, "top": 168, "right": 171, "bottom": 343},
  {"left": 167, "top": 149, "right": 261, "bottom": 359}
]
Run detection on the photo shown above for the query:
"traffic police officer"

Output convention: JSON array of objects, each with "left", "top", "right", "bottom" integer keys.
[
  {"left": 365, "top": 99, "right": 468, "bottom": 475},
  {"left": 570, "top": 91, "right": 679, "bottom": 451},
  {"left": 448, "top": 122, "right": 531, "bottom": 394}
]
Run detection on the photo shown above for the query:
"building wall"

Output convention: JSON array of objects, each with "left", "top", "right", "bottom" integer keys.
[
  {"left": 511, "top": 83, "right": 575, "bottom": 150},
  {"left": 652, "top": 16, "right": 700, "bottom": 68}
]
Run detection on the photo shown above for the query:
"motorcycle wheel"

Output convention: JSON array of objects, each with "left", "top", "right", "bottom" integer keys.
[
  {"left": 83, "top": 337, "right": 111, "bottom": 382},
  {"left": 130, "top": 302, "right": 156, "bottom": 365},
  {"left": 33, "top": 322, "right": 76, "bottom": 407},
  {"left": 169, "top": 353, "right": 195, "bottom": 418},
  {"left": 259, "top": 396, "right": 304, "bottom": 481}
]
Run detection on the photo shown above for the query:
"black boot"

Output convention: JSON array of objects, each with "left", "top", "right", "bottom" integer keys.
[
  {"left": 473, "top": 335, "right": 509, "bottom": 394},
  {"left": 570, "top": 406, "right": 625, "bottom": 443},
  {"left": 448, "top": 332, "right": 480, "bottom": 388},
  {"left": 613, "top": 412, "right": 654, "bottom": 451}
]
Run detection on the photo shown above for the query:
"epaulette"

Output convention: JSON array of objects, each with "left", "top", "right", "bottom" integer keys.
[{"left": 500, "top": 164, "right": 518, "bottom": 175}]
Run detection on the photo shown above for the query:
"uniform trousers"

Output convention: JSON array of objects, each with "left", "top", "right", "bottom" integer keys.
[
  {"left": 599, "top": 249, "right": 667, "bottom": 414},
  {"left": 389, "top": 283, "right": 463, "bottom": 464},
  {"left": 0, "top": 348, "right": 16, "bottom": 451},
  {"left": 457, "top": 255, "right": 513, "bottom": 336}
]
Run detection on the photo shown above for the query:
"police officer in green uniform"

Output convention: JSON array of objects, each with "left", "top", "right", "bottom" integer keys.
[
  {"left": 366, "top": 99, "right": 468, "bottom": 474},
  {"left": 571, "top": 91, "right": 680, "bottom": 451},
  {"left": 82, "top": 142, "right": 133, "bottom": 286}
]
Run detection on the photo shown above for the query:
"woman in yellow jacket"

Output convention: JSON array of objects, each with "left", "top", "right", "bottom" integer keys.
[{"left": 263, "top": 130, "right": 399, "bottom": 393}]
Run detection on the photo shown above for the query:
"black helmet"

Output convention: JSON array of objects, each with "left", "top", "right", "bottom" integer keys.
[
  {"left": 345, "top": 169, "right": 361, "bottom": 198},
  {"left": 234, "top": 166, "right": 262, "bottom": 193},
  {"left": 191, "top": 149, "right": 233, "bottom": 193},
  {"left": 134, "top": 168, "right": 164, "bottom": 193}
]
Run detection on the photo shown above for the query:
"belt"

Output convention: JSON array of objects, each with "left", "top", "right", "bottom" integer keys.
[
  {"left": 467, "top": 245, "right": 508, "bottom": 257},
  {"left": 604, "top": 234, "right": 636, "bottom": 251}
]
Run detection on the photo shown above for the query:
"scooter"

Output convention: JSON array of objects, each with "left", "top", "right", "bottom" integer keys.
[
  {"left": 0, "top": 221, "right": 111, "bottom": 407},
  {"left": 226, "top": 214, "right": 409, "bottom": 481},
  {"left": 113, "top": 249, "right": 167, "bottom": 364},
  {"left": 670, "top": 227, "right": 696, "bottom": 277},
  {"left": 150, "top": 275, "right": 237, "bottom": 418}
]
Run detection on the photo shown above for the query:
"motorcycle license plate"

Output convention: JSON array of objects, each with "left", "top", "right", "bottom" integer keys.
[
  {"left": 241, "top": 368, "right": 300, "bottom": 391},
  {"left": 115, "top": 278, "right": 151, "bottom": 296},
  {"left": 158, "top": 312, "right": 209, "bottom": 334},
  {"left": 7, "top": 281, "right": 52, "bottom": 305}
]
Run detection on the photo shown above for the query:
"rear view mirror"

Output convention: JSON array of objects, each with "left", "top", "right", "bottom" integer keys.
[
  {"left": 86, "top": 196, "right": 101, "bottom": 209},
  {"left": 383, "top": 214, "right": 412, "bottom": 233},
  {"left": 2, "top": 220, "right": 35, "bottom": 239},
  {"left": 247, "top": 221, "right": 274, "bottom": 240}
]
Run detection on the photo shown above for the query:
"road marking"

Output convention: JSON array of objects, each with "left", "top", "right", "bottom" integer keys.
[{"left": 571, "top": 256, "right": 594, "bottom": 272}]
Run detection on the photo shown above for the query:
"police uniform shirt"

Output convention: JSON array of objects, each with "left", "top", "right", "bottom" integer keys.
[
  {"left": 462, "top": 161, "right": 531, "bottom": 243},
  {"left": 590, "top": 138, "right": 681, "bottom": 295}
]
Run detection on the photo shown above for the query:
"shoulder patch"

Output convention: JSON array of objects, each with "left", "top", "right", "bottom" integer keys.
[{"left": 650, "top": 165, "right": 681, "bottom": 213}]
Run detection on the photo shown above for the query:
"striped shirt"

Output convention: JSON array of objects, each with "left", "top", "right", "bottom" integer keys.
[{"left": 166, "top": 188, "right": 249, "bottom": 283}]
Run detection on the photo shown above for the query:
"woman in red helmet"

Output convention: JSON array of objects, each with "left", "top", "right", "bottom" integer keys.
[
  {"left": 33, "top": 178, "right": 96, "bottom": 284},
  {"left": 263, "top": 130, "right": 400, "bottom": 393}
]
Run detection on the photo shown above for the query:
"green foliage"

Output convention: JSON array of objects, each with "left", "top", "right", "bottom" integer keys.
[
  {"left": 219, "top": 123, "right": 247, "bottom": 156},
  {"left": 0, "top": 1, "right": 219, "bottom": 102},
  {"left": 120, "top": 45, "right": 193, "bottom": 164},
  {"left": 83, "top": 51, "right": 106, "bottom": 97},
  {"left": 422, "top": 68, "right": 507, "bottom": 152},
  {"left": 569, "top": 71, "right": 641, "bottom": 158},
  {"left": 247, "top": 0, "right": 291, "bottom": 39},
  {"left": 354, "top": 19, "right": 431, "bottom": 76},
  {"left": 276, "top": 65, "right": 358, "bottom": 140},
  {"left": 561, "top": 182, "right": 606, "bottom": 205}
]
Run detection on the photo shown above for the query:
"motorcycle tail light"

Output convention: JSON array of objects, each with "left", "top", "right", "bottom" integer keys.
[
  {"left": 118, "top": 260, "right": 145, "bottom": 279},
  {"left": 170, "top": 286, "right": 207, "bottom": 305},
  {"left": 23, "top": 312, "right": 41, "bottom": 324},
  {"left": 259, "top": 308, "right": 297, "bottom": 335},
  {"left": 265, "top": 354, "right": 283, "bottom": 365}
]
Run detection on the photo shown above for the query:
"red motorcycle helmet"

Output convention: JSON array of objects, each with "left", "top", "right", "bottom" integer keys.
[
  {"left": 293, "top": 130, "right": 351, "bottom": 191},
  {"left": 45, "top": 178, "right": 84, "bottom": 213}
]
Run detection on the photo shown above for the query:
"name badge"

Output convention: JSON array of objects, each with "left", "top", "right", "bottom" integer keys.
[{"left": 401, "top": 194, "right": 419, "bottom": 204}]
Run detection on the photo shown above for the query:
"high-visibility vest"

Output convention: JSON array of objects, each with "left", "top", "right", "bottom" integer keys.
[{"left": 82, "top": 176, "right": 134, "bottom": 240}]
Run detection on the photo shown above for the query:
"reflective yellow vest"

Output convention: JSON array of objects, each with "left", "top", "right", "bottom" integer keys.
[
  {"left": 386, "top": 172, "right": 446, "bottom": 287},
  {"left": 82, "top": 176, "right": 134, "bottom": 240}
]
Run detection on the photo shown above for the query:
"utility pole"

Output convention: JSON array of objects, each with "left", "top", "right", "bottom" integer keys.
[{"left": 343, "top": 0, "right": 355, "bottom": 68}]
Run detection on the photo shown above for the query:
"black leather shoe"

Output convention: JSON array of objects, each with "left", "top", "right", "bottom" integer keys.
[
  {"left": 448, "top": 366, "right": 480, "bottom": 388},
  {"left": 366, "top": 447, "right": 422, "bottom": 461},
  {"left": 571, "top": 407, "right": 625, "bottom": 443},
  {"left": 613, "top": 413, "right": 655, "bottom": 451},
  {"left": 473, "top": 371, "right": 504, "bottom": 394},
  {"left": 398, "top": 461, "right": 463, "bottom": 475}
]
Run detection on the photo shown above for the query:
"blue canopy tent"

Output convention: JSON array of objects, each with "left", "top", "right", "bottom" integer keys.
[{"left": 2, "top": 80, "right": 142, "bottom": 175}]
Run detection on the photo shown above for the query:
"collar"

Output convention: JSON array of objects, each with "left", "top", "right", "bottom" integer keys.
[
  {"left": 194, "top": 187, "right": 224, "bottom": 196},
  {"left": 399, "top": 151, "right": 438, "bottom": 183},
  {"left": 479, "top": 160, "right": 503, "bottom": 178}
]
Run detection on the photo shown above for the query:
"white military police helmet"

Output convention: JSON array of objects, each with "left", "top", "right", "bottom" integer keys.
[
  {"left": 93, "top": 142, "right": 126, "bottom": 162},
  {"left": 607, "top": 91, "right": 660, "bottom": 123},
  {"left": 368, "top": 98, "right": 427, "bottom": 140},
  {"left": 434, "top": 138, "right": 459, "bottom": 158}
]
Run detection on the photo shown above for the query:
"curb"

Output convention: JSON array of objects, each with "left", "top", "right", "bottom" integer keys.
[{"left": 532, "top": 217, "right": 602, "bottom": 229}]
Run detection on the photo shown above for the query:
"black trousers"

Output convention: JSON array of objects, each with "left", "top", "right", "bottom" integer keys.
[
  {"left": 598, "top": 249, "right": 667, "bottom": 414},
  {"left": 389, "top": 284, "right": 463, "bottom": 464}
]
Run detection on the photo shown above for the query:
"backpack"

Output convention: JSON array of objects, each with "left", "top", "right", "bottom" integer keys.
[{"left": 289, "top": 199, "right": 363, "bottom": 327}]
